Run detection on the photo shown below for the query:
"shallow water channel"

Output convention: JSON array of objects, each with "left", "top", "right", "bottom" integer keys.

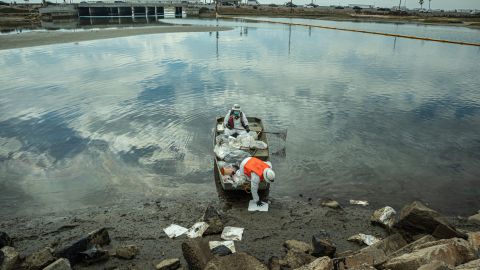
[{"left": 1, "top": 18, "right": 480, "bottom": 216}]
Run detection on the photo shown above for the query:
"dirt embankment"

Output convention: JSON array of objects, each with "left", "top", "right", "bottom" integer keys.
[
  {"left": 0, "top": 5, "right": 41, "bottom": 29},
  {"left": 1, "top": 196, "right": 479, "bottom": 269},
  {"left": 0, "top": 25, "right": 232, "bottom": 50},
  {"left": 200, "top": 6, "right": 480, "bottom": 29}
]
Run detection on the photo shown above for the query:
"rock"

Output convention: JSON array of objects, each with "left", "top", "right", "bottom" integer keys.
[
  {"left": 155, "top": 258, "right": 181, "bottom": 270},
  {"left": 467, "top": 213, "right": 480, "bottom": 225},
  {"left": 467, "top": 232, "right": 480, "bottom": 252},
  {"left": 211, "top": 245, "right": 232, "bottom": 256},
  {"left": 348, "top": 234, "right": 380, "bottom": 246},
  {"left": 284, "top": 240, "right": 313, "bottom": 254},
  {"left": 114, "top": 245, "right": 139, "bottom": 260},
  {"left": 78, "top": 245, "right": 109, "bottom": 265},
  {"left": 346, "top": 266, "right": 377, "bottom": 270},
  {"left": 268, "top": 256, "right": 281, "bottom": 270},
  {"left": 22, "top": 247, "right": 56, "bottom": 270},
  {"left": 395, "top": 201, "right": 466, "bottom": 240},
  {"left": 55, "top": 228, "right": 110, "bottom": 265},
  {"left": 383, "top": 238, "right": 477, "bottom": 270},
  {"left": 335, "top": 253, "right": 375, "bottom": 269},
  {"left": 202, "top": 205, "right": 224, "bottom": 235},
  {"left": 311, "top": 235, "right": 336, "bottom": 257},
  {"left": 0, "top": 250, "right": 3, "bottom": 264},
  {"left": 336, "top": 234, "right": 408, "bottom": 269},
  {"left": 204, "top": 252, "right": 268, "bottom": 270},
  {"left": 0, "top": 246, "right": 19, "bottom": 270},
  {"left": 319, "top": 199, "right": 341, "bottom": 209},
  {"left": 455, "top": 259, "right": 480, "bottom": 270},
  {"left": 371, "top": 206, "right": 396, "bottom": 228},
  {"left": 181, "top": 238, "right": 213, "bottom": 270},
  {"left": 0, "top": 233, "right": 12, "bottom": 249},
  {"left": 387, "top": 234, "right": 437, "bottom": 260},
  {"left": 417, "top": 260, "right": 455, "bottom": 270},
  {"left": 281, "top": 250, "right": 316, "bottom": 269},
  {"left": 43, "top": 258, "right": 72, "bottom": 270},
  {"left": 294, "top": 256, "right": 333, "bottom": 270}
]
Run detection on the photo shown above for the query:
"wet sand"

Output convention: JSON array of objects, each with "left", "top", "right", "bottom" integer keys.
[
  {"left": 2, "top": 195, "right": 478, "bottom": 269},
  {"left": 0, "top": 25, "right": 232, "bottom": 51}
]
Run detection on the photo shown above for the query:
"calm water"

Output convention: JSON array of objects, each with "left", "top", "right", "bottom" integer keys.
[{"left": 1, "top": 18, "right": 480, "bottom": 216}]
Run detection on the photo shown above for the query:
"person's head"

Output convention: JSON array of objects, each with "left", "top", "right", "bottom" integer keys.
[
  {"left": 263, "top": 168, "right": 275, "bottom": 183},
  {"left": 231, "top": 104, "right": 241, "bottom": 118}
]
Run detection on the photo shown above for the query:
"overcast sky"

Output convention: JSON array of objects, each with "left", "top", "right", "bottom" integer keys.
[
  {"left": 18, "top": 0, "right": 480, "bottom": 11},
  {"left": 309, "top": 0, "right": 480, "bottom": 9}
]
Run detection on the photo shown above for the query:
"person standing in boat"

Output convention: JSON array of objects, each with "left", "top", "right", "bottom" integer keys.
[
  {"left": 223, "top": 104, "right": 250, "bottom": 137},
  {"left": 236, "top": 157, "right": 275, "bottom": 206}
]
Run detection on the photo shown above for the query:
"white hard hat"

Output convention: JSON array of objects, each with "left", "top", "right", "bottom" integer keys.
[
  {"left": 263, "top": 168, "right": 275, "bottom": 183},
  {"left": 232, "top": 104, "right": 241, "bottom": 111}
]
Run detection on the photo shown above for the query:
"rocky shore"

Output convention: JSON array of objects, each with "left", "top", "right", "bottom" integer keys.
[{"left": 1, "top": 197, "right": 480, "bottom": 270}]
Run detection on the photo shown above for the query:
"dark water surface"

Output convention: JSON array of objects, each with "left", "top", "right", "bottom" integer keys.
[{"left": 1, "top": 18, "right": 480, "bottom": 216}]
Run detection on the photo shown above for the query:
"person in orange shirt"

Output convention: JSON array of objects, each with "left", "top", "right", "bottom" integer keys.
[{"left": 236, "top": 157, "right": 275, "bottom": 206}]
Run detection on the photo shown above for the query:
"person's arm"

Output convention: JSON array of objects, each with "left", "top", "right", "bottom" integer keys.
[
  {"left": 242, "top": 112, "right": 250, "bottom": 132},
  {"left": 251, "top": 173, "right": 261, "bottom": 204},
  {"left": 223, "top": 111, "right": 230, "bottom": 128}
]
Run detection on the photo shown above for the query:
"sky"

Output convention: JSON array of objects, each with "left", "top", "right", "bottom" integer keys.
[
  {"left": 311, "top": 0, "right": 480, "bottom": 10},
  {"left": 18, "top": 0, "right": 480, "bottom": 10}
]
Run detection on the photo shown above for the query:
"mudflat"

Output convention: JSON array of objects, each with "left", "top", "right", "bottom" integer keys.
[{"left": 0, "top": 25, "right": 232, "bottom": 50}]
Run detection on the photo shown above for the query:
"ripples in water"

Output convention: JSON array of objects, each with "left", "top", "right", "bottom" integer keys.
[{"left": 1, "top": 18, "right": 480, "bottom": 216}]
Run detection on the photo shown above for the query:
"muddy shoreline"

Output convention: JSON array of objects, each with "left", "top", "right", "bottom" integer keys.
[
  {"left": 0, "top": 25, "right": 232, "bottom": 51},
  {"left": 1, "top": 195, "right": 479, "bottom": 269}
]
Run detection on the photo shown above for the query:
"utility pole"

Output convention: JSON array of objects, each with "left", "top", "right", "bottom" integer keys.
[
  {"left": 398, "top": 0, "right": 401, "bottom": 10},
  {"left": 428, "top": 0, "right": 431, "bottom": 10}
]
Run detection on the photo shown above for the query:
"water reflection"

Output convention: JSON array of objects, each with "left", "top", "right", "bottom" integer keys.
[{"left": 0, "top": 18, "right": 479, "bottom": 216}]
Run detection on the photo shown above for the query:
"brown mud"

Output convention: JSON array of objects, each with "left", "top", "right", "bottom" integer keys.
[{"left": 2, "top": 194, "right": 478, "bottom": 269}]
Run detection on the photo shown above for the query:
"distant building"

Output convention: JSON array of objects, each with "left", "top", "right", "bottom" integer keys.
[
  {"left": 246, "top": 0, "right": 258, "bottom": 5},
  {"left": 348, "top": 4, "right": 374, "bottom": 9},
  {"left": 215, "top": 0, "right": 239, "bottom": 6}
]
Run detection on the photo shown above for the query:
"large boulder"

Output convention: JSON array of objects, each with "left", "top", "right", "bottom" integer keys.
[
  {"left": 43, "top": 258, "right": 72, "bottom": 270},
  {"left": 418, "top": 260, "right": 455, "bottom": 270},
  {"left": 204, "top": 252, "right": 268, "bottom": 270},
  {"left": 0, "top": 233, "right": 12, "bottom": 249},
  {"left": 181, "top": 238, "right": 213, "bottom": 270},
  {"left": 155, "top": 258, "right": 181, "bottom": 270},
  {"left": 294, "top": 256, "right": 333, "bottom": 270},
  {"left": 0, "top": 246, "right": 19, "bottom": 270},
  {"left": 395, "top": 201, "right": 466, "bottom": 240},
  {"left": 383, "top": 238, "right": 477, "bottom": 270},
  {"left": 202, "top": 205, "right": 224, "bottom": 235},
  {"left": 284, "top": 240, "right": 312, "bottom": 254},
  {"left": 455, "top": 259, "right": 480, "bottom": 270},
  {"left": 311, "top": 235, "right": 336, "bottom": 258},
  {"left": 336, "top": 233, "right": 411, "bottom": 269},
  {"left": 387, "top": 234, "right": 437, "bottom": 260},
  {"left": 54, "top": 228, "right": 110, "bottom": 265},
  {"left": 22, "top": 247, "right": 56, "bottom": 270}
]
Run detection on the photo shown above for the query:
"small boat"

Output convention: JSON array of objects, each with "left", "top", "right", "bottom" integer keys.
[{"left": 213, "top": 116, "right": 270, "bottom": 191}]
